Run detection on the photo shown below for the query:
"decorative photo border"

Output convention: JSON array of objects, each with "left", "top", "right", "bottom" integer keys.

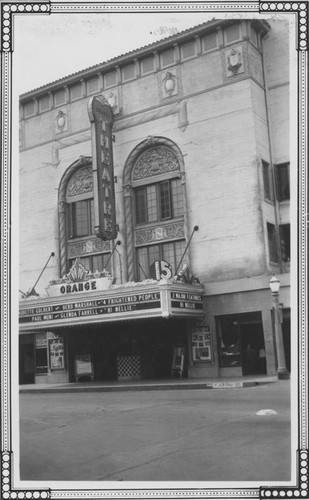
[{"left": 1, "top": 1, "right": 308, "bottom": 499}]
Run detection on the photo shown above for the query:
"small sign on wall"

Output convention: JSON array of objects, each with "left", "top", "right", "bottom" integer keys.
[
  {"left": 74, "top": 353, "right": 94, "bottom": 381},
  {"left": 191, "top": 322, "right": 212, "bottom": 362},
  {"left": 149, "top": 260, "right": 172, "bottom": 280}
]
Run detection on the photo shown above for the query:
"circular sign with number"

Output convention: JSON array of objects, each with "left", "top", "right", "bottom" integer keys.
[{"left": 150, "top": 260, "right": 172, "bottom": 281}]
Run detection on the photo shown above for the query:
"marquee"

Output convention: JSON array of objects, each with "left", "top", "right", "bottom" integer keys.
[{"left": 19, "top": 280, "right": 205, "bottom": 331}]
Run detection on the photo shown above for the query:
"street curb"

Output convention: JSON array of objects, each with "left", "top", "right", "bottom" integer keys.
[{"left": 19, "top": 380, "right": 276, "bottom": 394}]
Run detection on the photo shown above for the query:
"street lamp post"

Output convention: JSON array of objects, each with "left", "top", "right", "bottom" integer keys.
[{"left": 269, "top": 276, "right": 290, "bottom": 380}]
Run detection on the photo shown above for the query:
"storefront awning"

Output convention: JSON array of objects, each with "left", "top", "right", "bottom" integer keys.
[{"left": 19, "top": 279, "right": 205, "bottom": 332}]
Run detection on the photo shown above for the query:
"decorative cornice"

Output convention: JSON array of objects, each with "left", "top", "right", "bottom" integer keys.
[{"left": 19, "top": 18, "right": 270, "bottom": 101}]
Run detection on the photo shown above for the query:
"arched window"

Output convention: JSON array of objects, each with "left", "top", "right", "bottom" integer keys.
[
  {"left": 66, "top": 165, "right": 95, "bottom": 239},
  {"left": 123, "top": 138, "right": 188, "bottom": 282},
  {"left": 58, "top": 158, "right": 111, "bottom": 277}
]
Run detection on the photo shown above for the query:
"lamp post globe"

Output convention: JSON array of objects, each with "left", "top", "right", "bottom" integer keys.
[{"left": 269, "top": 275, "right": 280, "bottom": 294}]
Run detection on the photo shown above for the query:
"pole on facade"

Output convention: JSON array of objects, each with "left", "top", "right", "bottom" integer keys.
[
  {"left": 105, "top": 240, "right": 121, "bottom": 269},
  {"left": 175, "top": 225, "right": 199, "bottom": 276},
  {"left": 269, "top": 276, "right": 290, "bottom": 380},
  {"left": 26, "top": 252, "right": 55, "bottom": 297}
]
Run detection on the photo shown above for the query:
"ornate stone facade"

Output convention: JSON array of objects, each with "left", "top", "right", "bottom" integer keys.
[
  {"left": 66, "top": 166, "right": 93, "bottom": 198},
  {"left": 135, "top": 221, "right": 185, "bottom": 247},
  {"left": 225, "top": 45, "right": 244, "bottom": 77},
  {"left": 67, "top": 238, "right": 111, "bottom": 259},
  {"left": 133, "top": 146, "right": 180, "bottom": 181}
]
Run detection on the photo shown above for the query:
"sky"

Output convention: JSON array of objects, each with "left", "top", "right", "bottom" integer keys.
[{"left": 14, "top": 11, "right": 224, "bottom": 95}]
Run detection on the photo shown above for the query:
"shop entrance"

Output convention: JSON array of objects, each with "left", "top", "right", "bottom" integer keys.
[
  {"left": 19, "top": 336, "right": 35, "bottom": 384},
  {"left": 282, "top": 309, "right": 291, "bottom": 373},
  {"left": 217, "top": 312, "right": 267, "bottom": 375},
  {"left": 65, "top": 318, "right": 188, "bottom": 382},
  {"left": 240, "top": 323, "right": 266, "bottom": 375}
]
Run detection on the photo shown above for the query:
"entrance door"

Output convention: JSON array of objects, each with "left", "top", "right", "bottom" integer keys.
[
  {"left": 240, "top": 323, "right": 266, "bottom": 375},
  {"left": 19, "top": 342, "right": 35, "bottom": 384}
]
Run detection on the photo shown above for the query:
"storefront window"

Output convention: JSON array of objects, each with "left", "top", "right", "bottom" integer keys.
[
  {"left": 216, "top": 313, "right": 265, "bottom": 374},
  {"left": 217, "top": 316, "right": 241, "bottom": 367}
]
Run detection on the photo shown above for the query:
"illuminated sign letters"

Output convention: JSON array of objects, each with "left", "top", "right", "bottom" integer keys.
[{"left": 88, "top": 95, "right": 117, "bottom": 240}]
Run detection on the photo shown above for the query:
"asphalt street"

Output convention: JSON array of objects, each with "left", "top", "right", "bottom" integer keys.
[{"left": 19, "top": 381, "right": 291, "bottom": 483}]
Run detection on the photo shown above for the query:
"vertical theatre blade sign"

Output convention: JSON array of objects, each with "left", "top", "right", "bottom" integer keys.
[{"left": 88, "top": 96, "right": 117, "bottom": 240}]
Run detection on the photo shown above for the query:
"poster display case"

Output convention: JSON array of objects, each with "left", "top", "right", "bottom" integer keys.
[
  {"left": 191, "top": 322, "right": 212, "bottom": 362},
  {"left": 49, "top": 338, "right": 65, "bottom": 370}
]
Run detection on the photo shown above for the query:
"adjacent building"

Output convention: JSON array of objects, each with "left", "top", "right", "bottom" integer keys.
[{"left": 19, "top": 18, "right": 291, "bottom": 385}]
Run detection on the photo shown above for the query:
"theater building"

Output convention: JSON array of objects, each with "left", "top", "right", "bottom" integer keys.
[{"left": 19, "top": 18, "right": 291, "bottom": 385}]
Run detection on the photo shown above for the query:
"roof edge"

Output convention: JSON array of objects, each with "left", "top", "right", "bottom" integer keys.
[{"left": 20, "top": 18, "right": 270, "bottom": 102}]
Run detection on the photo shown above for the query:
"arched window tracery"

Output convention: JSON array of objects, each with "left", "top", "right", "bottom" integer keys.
[
  {"left": 58, "top": 158, "right": 111, "bottom": 277},
  {"left": 123, "top": 138, "right": 188, "bottom": 282}
]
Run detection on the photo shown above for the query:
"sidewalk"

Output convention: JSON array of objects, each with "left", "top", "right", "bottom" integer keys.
[{"left": 19, "top": 375, "right": 279, "bottom": 394}]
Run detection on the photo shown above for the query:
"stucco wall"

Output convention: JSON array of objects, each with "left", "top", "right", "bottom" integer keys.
[{"left": 19, "top": 19, "right": 290, "bottom": 296}]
